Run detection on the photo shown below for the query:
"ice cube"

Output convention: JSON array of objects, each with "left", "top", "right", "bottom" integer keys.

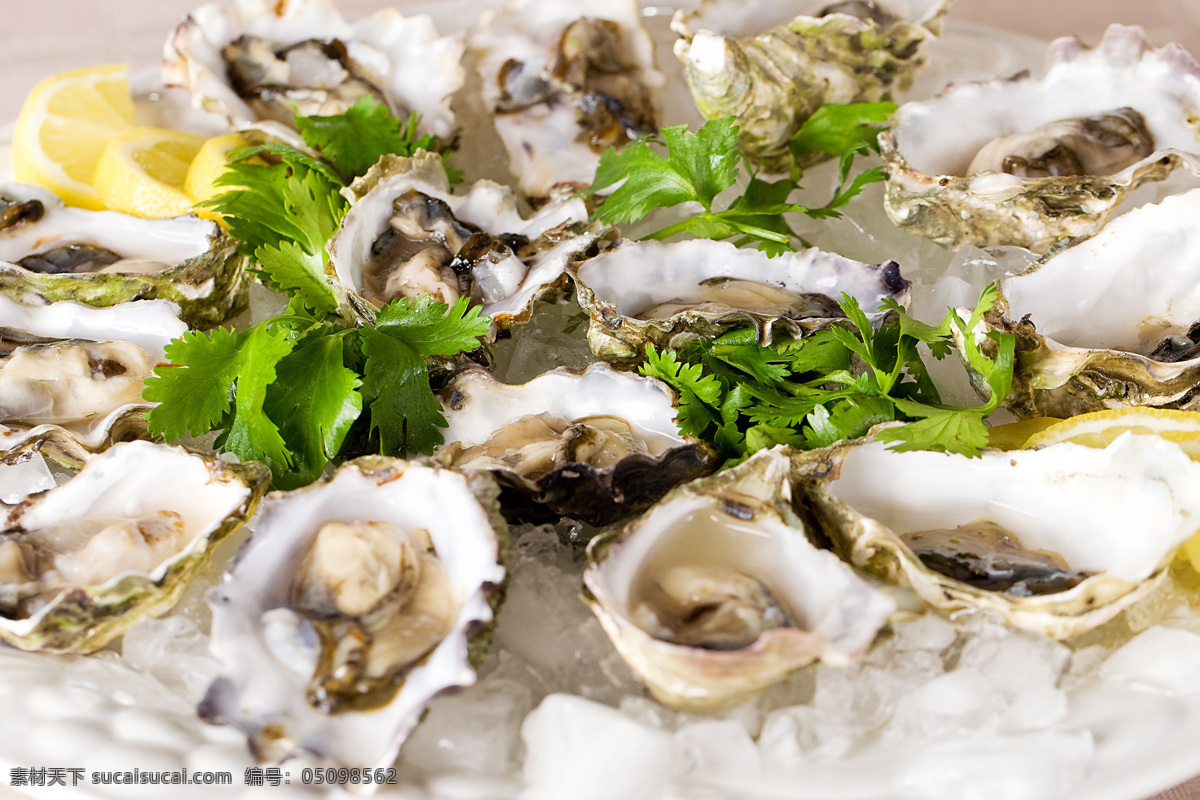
[{"left": 1098, "top": 625, "right": 1200, "bottom": 696}]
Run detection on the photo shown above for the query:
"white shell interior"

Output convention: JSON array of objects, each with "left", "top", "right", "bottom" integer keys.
[
  {"left": 0, "top": 295, "right": 187, "bottom": 363},
  {"left": 574, "top": 239, "right": 908, "bottom": 317},
  {"left": 205, "top": 462, "right": 504, "bottom": 771},
  {"left": 1, "top": 441, "right": 252, "bottom": 636},
  {"left": 163, "top": 0, "right": 464, "bottom": 138},
  {"left": 826, "top": 436, "right": 1200, "bottom": 582},
  {"left": 1003, "top": 187, "right": 1200, "bottom": 355},
  {"left": 892, "top": 25, "right": 1200, "bottom": 177},
  {"left": 438, "top": 365, "right": 688, "bottom": 457},
  {"left": 471, "top": 0, "right": 664, "bottom": 197},
  {"left": 0, "top": 183, "right": 215, "bottom": 268}
]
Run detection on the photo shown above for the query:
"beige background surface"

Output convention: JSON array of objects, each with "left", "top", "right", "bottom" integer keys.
[{"left": 1, "top": 1, "right": 1199, "bottom": 799}]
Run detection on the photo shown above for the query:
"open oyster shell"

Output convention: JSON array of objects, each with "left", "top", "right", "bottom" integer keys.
[
  {"left": 470, "top": 0, "right": 665, "bottom": 198},
  {"left": 583, "top": 447, "right": 896, "bottom": 711},
  {"left": 162, "top": 0, "right": 464, "bottom": 143},
  {"left": 971, "top": 187, "right": 1200, "bottom": 419},
  {"left": 881, "top": 24, "right": 1200, "bottom": 252},
  {"left": 0, "top": 294, "right": 187, "bottom": 463},
  {"left": 793, "top": 433, "right": 1200, "bottom": 638},
  {"left": 0, "top": 184, "right": 247, "bottom": 327},
  {"left": 329, "top": 153, "right": 603, "bottom": 336},
  {"left": 0, "top": 441, "right": 268, "bottom": 653},
  {"left": 200, "top": 457, "right": 506, "bottom": 774},
  {"left": 434, "top": 364, "right": 718, "bottom": 527},
  {"left": 571, "top": 238, "right": 911, "bottom": 364},
  {"left": 673, "top": 0, "right": 953, "bottom": 172}
]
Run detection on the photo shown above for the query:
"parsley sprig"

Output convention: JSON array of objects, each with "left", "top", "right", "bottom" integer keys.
[
  {"left": 581, "top": 102, "right": 894, "bottom": 256},
  {"left": 640, "top": 285, "right": 1015, "bottom": 463},
  {"left": 145, "top": 99, "right": 488, "bottom": 489}
]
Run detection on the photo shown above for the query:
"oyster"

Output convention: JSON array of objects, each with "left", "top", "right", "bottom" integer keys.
[
  {"left": 434, "top": 364, "right": 717, "bottom": 526},
  {"left": 329, "top": 153, "right": 602, "bottom": 335},
  {"left": 793, "top": 433, "right": 1200, "bottom": 638},
  {"left": 162, "top": 0, "right": 464, "bottom": 141},
  {"left": 0, "top": 294, "right": 186, "bottom": 462},
  {"left": 583, "top": 447, "right": 896, "bottom": 710},
  {"left": 881, "top": 25, "right": 1200, "bottom": 252},
  {"left": 570, "top": 238, "right": 911, "bottom": 364},
  {"left": 470, "top": 0, "right": 665, "bottom": 198},
  {"left": 973, "top": 187, "right": 1200, "bottom": 419},
  {"left": 0, "top": 441, "right": 268, "bottom": 653},
  {"left": 672, "top": 0, "right": 954, "bottom": 172},
  {"left": 200, "top": 457, "right": 506, "bottom": 773},
  {"left": 0, "top": 184, "right": 247, "bottom": 327}
]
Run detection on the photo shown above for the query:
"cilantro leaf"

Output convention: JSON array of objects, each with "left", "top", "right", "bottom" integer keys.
[
  {"left": 876, "top": 409, "right": 990, "bottom": 456},
  {"left": 295, "top": 97, "right": 438, "bottom": 182},
  {"left": 375, "top": 296, "right": 491, "bottom": 356},
  {"left": 263, "top": 330, "right": 363, "bottom": 488},
  {"left": 145, "top": 327, "right": 245, "bottom": 440},
  {"left": 359, "top": 326, "right": 446, "bottom": 455},
  {"left": 216, "top": 324, "right": 295, "bottom": 473},
  {"left": 791, "top": 102, "right": 896, "bottom": 162}
]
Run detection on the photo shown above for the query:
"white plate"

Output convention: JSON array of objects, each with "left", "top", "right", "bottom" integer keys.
[{"left": 2, "top": 4, "right": 1200, "bottom": 800}]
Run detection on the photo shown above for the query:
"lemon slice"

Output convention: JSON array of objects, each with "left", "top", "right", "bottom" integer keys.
[
  {"left": 985, "top": 417, "right": 1062, "bottom": 450},
  {"left": 1021, "top": 407, "right": 1200, "bottom": 457},
  {"left": 11, "top": 64, "right": 135, "bottom": 210},
  {"left": 93, "top": 127, "right": 208, "bottom": 218},
  {"left": 184, "top": 133, "right": 252, "bottom": 204}
]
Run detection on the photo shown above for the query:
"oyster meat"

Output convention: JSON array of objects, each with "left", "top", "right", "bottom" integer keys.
[
  {"left": 881, "top": 24, "right": 1200, "bottom": 252},
  {"left": 200, "top": 457, "right": 506, "bottom": 773},
  {"left": 329, "top": 153, "right": 602, "bottom": 335},
  {"left": 162, "top": 0, "right": 464, "bottom": 142},
  {"left": 584, "top": 447, "right": 896, "bottom": 710},
  {"left": 434, "top": 364, "right": 717, "bottom": 526},
  {"left": 794, "top": 433, "right": 1200, "bottom": 638},
  {"left": 0, "top": 441, "right": 268, "bottom": 653},
  {"left": 672, "top": 0, "right": 954, "bottom": 171},
  {"left": 0, "top": 184, "right": 247, "bottom": 327},
  {"left": 471, "top": 0, "right": 665, "bottom": 198},
  {"left": 570, "top": 238, "right": 910, "bottom": 363}
]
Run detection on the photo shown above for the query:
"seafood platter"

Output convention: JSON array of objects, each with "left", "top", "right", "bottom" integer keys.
[{"left": 5, "top": 1, "right": 1200, "bottom": 799}]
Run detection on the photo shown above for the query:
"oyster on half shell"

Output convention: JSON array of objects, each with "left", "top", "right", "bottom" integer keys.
[
  {"left": 0, "top": 184, "right": 247, "bottom": 327},
  {"left": 434, "top": 364, "right": 717, "bottom": 526},
  {"left": 673, "top": 0, "right": 954, "bottom": 172},
  {"left": 584, "top": 447, "right": 896, "bottom": 710},
  {"left": 570, "top": 238, "right": 910, "bottom": 364},
  {"left": 162, "top": 0, "right": 464, "bottom": 144},
  {"left": 793, "top": 433, "right": 1200, "bottom": 638},
  {"left": 0, "top": 441, "right": 268, "bottom": 653},
  {"left": 881, "top": 24, "right": 1200, "bottom": 252},
  {"left": 200, "top": 457, "right": 506, "bottom": 775},
  {"left": 970, "top": 187, "right": 1200, "bottom": 419}
]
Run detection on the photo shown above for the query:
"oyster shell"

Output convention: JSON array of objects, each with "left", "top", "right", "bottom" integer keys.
[
  {"left": 881, "top": 25, "right": 1200, "bottom": 252},
  {"left": 0, "top": 441, "right": 268, "bottom": 653},
  {"left": 0, "top": 184, "right": 247, "bottom": 327},
  {"left": 200, "top": 457, "right": 506, "bottom": 773},
  {"left": 0, "top": 294, "right": 186, "bottom": 462},
  {"left": 470, "top": 0, "right": 665, "bottom": 198},
  {"left": 973, "top": 187, "right": 1200, "bottom": 419},
  {"left": 793, "top": 433, "right": 1200, "bottom": 638},
  {"left": 162, "top": 0, "right": 464, "bottom": 141},
  {"left": 434, "top": 364, "right": 718, "bottom": 526},
  {"left": 570, "top": 238, "right": 911, "bottom": 364},
  {"left": 583, "top": 447, "right": 896, "bottom": 710},
  {"left": 672, "top": 0, "right": 953, "bottom": 172},
  {"left": 329, "top": 153, "right": 603, "bottom": 335}
]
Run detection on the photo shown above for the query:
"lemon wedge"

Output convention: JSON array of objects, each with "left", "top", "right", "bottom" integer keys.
[
  {"left": 985, "top": 417, "right": 1062, "bottom": 450},
  {"left": 1021, "top": 407, "right": 1200, "bottom": 458},
  {"left": 93, "top": 127, "right": 208, "bottom": 218},
  {"left": 11, "top": 64, "right": 135, "bottom": 210},
  {"left": 184, "top": 133, "right": 252, "bottom": 205}
]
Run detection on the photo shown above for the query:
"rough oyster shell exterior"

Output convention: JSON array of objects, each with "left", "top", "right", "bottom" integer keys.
[
  {"left": 200, "top": 457, "right": 506, "bottom": 774},
  {"left": 434, "top": 364, "right": 718, "bottom": 526},
  {"left": 583, "top": 446, "right": 895, "bottom": 710},
  {"left": 0, "top": 441, "right": 269, "bottom": 653},
  {"left": 673, "top": 0, "right": 953, "bottom": 172},
  {"left": 792, "top": 433, "right": 1200, "bottom": 638},
  {"left": 881, "top": 25, "right": 1200, "bottom": 252},
  {"left": 0, "top": 184, "right": 248, "bottom": 327},
  {"left": 571, "top": 238, "right": 910, "bottom": 365}
]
